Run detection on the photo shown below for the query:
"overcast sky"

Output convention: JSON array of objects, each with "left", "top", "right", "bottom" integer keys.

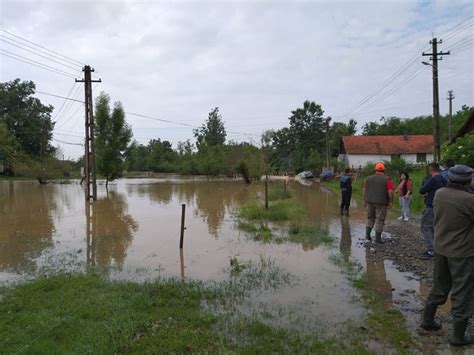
[{"left": 1, "top": 0, "right": 473, "bottom": 159}]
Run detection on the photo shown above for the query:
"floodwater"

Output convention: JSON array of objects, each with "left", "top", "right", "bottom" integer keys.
[{"left": 0, "top": 178, "right": 469, "bottom": 351}]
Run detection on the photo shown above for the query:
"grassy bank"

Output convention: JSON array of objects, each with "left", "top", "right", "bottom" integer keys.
[{"left": 324, "top": 169, "right": 427, "bottom": 214}]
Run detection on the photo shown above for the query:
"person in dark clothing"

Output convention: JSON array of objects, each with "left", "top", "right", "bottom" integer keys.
[
  {"left": 420, "top": 165, "right": 474, "bottom": 346},
  {"left": 419, "top": 162, "right": 446, "bottom": 259},
  {"left": 441, "top": 159, "right": 455, "bottom": 181},
  {"left": 340, "top": 168, "right": 352, "bottom": 216}
]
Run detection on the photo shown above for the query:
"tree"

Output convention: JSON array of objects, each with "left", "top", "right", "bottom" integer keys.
[
  {"left": 0, "top": 122, "right": 21, "bottom": 174},
  {"left": 330, "top": 119, "right": 357, "bottom": 157},
  {"left": 288, "top": 100, "right": 326, "bottom": 171},
  {"left": 95, "top": 92, "right": 132, "bottom": 187},
  {"left": 193, "top": 107, "right": 226, "bottom": 148},
  {"left": 0, "top": 79, "right": 54, "bottom": 157}
]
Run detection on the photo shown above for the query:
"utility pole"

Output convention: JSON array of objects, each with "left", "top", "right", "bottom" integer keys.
[
  {"left": 76, "top": 65, "right": 101, "bottom": 201},
  {"left": 447, "top": 90, "right": 455, "bottom": 143},
  {"left": 325, "top": 117, "right": 331, "bottom": 171},
  {"left": 422, "top": 38, "right": 450, "bottom": 162}
]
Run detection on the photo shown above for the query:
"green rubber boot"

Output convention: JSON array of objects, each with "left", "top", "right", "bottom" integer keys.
[
  {"left": 420, "top": 302, "right": 442, "bottom": 331},
  {"left": 365, "top": 227, "right": 372, "bottom": 241},
  {"left": 449, "top": 320, "right": 474, "bottom": 346}
]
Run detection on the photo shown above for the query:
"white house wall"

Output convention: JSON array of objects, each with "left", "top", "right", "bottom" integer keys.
[
  {"left": 343, "top": 153, "right": 435, "bottom": 168},
  {"left": 347, "top": 154, "right": 391, "bottom": 168}
]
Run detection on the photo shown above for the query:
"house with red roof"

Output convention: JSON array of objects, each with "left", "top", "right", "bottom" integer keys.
[{"left": 339, "top": 135, "right": 434, "bottom": 168}]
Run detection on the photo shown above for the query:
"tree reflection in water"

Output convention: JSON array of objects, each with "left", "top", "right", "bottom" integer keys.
[
  {"left": 86, "top": 190, "right": 138, "bottom": 268},
  {"left": 0, "top": 182, "right": 57, "bottom": 273}
]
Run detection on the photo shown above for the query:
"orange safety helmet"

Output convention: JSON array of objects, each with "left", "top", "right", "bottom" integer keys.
[{"left": 375, "top": 163, "right": 385, "bottom": 171}]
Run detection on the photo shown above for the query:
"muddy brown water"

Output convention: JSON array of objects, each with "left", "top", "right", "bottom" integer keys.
[{"left": 0, "top": 178, "right": 470, "bottom": 352}]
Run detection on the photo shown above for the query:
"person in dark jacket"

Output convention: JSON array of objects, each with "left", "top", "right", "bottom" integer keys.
[
  {"left": 339, "top": 168, "right": 352, "bottom": 216},
  {"left": 420, "top": 165, "right": 474, "bottom": 346},
  {"left": 363, "top": 163, "right": 394, "bottom": 243},
  {"left": 419, "top": 162, "right": 446, "bottom": 259}
]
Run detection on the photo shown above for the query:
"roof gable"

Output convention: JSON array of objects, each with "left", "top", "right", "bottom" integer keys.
[{"left": 341, "top": 135, "right": 434, "bottom": 155}]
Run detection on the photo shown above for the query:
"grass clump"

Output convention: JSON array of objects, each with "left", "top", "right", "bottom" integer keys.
[
  {"left": 268, "top": 186, "right": 292, "bottom": 201},
  {"left": 288, "top": 225, "right": 334, "bottom": 247},
  {"left": 237, "top": 222, "right": 273, "bottom": 242},
  {"left": 238, "top": 200, "right": 305, "bottom": 222}
]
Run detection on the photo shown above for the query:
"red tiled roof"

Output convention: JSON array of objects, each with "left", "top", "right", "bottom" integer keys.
[{"left": 341, "top": 135, "right": 434, "bottom": 155}]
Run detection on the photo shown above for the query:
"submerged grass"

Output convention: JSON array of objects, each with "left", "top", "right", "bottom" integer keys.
[
  {"left": 330, "top": 253, "right": 414, "bottom": 353},
  {"left": 0, "top": 258, "right": 366, "bottom": 354},
  {"left": 236, "top": 196, "right": 334, "bottom": 248}
]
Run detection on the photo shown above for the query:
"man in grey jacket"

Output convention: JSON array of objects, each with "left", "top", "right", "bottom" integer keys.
[{"left": 420, "top": 165, "right": 474, "bottom": 346}]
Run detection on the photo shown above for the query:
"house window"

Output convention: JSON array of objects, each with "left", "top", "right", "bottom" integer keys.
[{"left": 417, "top": 153, "right": 427, "bottom": 163}]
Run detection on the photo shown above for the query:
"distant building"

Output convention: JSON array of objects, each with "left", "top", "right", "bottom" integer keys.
[{"left": 339, "top": 135, "right": 434, "bottom": 168}]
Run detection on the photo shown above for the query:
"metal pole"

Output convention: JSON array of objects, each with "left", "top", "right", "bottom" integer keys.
[{"left": 179, "top": 204, "right": 186, "bottom": 249}]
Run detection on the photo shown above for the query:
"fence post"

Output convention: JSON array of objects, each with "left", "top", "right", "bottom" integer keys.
[
  {"left": 264, "top": 176, "right": 269, "bottom": 209},
  {"left": 179, "top": 204, "right": 186, "bottom": 249}
]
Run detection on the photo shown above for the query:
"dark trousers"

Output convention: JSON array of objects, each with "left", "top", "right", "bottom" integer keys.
[
  {"left": 427, "top": 253, "right": 474, "bottom": 322},
  {"left": 340, "top": 189, "right": 352, "bottom": 212}
]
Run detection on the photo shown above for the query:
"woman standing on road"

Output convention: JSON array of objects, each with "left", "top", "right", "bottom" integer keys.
[{"left": 395, "top": 172, "right": 413, "bottom": 221}]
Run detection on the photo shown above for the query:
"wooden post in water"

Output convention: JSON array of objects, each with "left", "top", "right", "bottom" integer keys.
[
  {"left": 264, "top": 176, "right": 269, "bottom": 209},
  {"left": 179, "top": 204, "right": 186, "bottom": 248},
  {"left": 179, "top": 248, "right": 185, "bottom": 281}
]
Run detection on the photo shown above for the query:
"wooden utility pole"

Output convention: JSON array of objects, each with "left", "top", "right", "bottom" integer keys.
[
  {"left": 447, "top": 90, "right": 455, "bottom": 143},
  {"left": 422, "top": 39, "right": 449, "bottom": 162},
  {"left": 76, "top": 65, "right": 101, "bottom": 201},
  {"left": 325, "top": 117, "right": 331, "bottom": 171}
]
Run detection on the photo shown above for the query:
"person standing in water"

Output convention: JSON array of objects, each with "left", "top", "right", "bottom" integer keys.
[
  {"left": 339, "top": 168, "right": 352, "bottom": 216},
  {"left": 395, "top": 172, "right": 413, "bottom": 221}
]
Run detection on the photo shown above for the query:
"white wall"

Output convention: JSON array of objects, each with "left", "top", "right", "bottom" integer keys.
[
  {"left": 401, "top": 153, "right": 434, "bottom": 164},
  {"left": 340, "top": 153, "right": 435, "bottom": 168},
  {"left": 347, "top": 154, "right": 391, "bottom": 169}
]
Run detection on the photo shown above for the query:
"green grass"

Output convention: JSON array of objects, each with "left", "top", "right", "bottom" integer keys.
[
  {"left": 238, "top": 199, "right": 305, "bottom": 222},
  {"left": 330, "top": 254, "right": 413, "bottom": 353},
  {"left": 268, "top": 186, "right": 292, "bottom": 201},
  {"left": 324, "top": 168, "right": 428, "bottom": 214},
  {"left": 236, "top": 197, "right": 334, "bottom": 247},
  {"left": 0, "top": 264, "right": 371, "bottom": 354}
]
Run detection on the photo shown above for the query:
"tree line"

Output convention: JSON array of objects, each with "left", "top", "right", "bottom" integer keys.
[{"left": 1, "top": 78, "right": 472, "bottom": 184}]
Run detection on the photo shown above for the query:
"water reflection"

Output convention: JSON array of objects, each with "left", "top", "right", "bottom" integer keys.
[
  {"left": 339, "top": 217, "right": 352, "bottom": 262},
  {"left": 0, "top": 182, "right": 57, "bottom": 272},
  {"left": 85, "top": 190, "right": 138, "bottom": 268},
  {"left": 365, "top": 249, "right": 392, "bottom": 307}
]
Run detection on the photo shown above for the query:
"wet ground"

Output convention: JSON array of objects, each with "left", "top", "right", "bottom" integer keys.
[{"left": 0, "top": 177, "right": 472, "bottom": 353}]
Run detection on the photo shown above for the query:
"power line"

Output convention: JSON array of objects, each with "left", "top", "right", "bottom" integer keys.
[
  {"left": 0, "top": 50, "right": 77, "bottom": 78},
  {"left": 35, "top": 89, "right": 83, "bottom": 102},
  {"left": 0, "top": 28, "right": 84, "bottom": 66},
  {"left": 442, "top": 16, "right": 473, "bottom": 41},
  {"left": 125, "top": 111, "right": 260, "bottom": 138},
  {"left": 52, "top": 138, "right": 84, "bottom": 146},
  {"left": 0, "top": 37, "right": 80, "bottom": 71}
]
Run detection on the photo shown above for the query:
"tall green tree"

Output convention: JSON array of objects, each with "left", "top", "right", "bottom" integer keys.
[
  {"left": 288, "top": 100, "right": 326, "bottom": 171},
  {"left": 193, "top": 107, "right": 226, "bottom": 148},
  {"left": 0, "top": 79, "right": 54, "bottom": 157},
  {"left": 95, "top": 92, "right": 132, "bottom": 187}
]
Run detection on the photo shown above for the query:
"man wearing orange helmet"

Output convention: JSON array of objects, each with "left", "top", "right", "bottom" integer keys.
[{"left": 363, "top": 163, "right": 394, "bottom": 243}]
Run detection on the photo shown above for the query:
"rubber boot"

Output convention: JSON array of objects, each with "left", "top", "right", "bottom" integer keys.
[
  {"left": 449, "top": 320, "right": 474, "bottom": 346},
  {"left": 365, "top": 227, "right": 372, "bottom": 241},
  {"left": 420, "top": 302, "right": 441, "bottom": 331},
  {"left": 375, "top": 231, "right": 385, "bottom": 244}
]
